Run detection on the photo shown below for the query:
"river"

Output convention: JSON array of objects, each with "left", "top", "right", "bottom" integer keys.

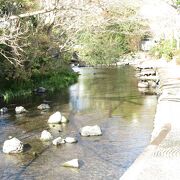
[{"left": 0, "top": 66, "right": 157, "bottom": 180}]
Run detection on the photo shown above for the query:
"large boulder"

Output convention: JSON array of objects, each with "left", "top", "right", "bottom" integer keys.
[
  {"left": 48, "top": 111, "right": 62, "bottom": 124},
  {"left": 63, "top": 159, "right": 79, "bottom": 168},
  {"left": 15, "top": 106, "right": 27, "bottom": 114},
  {"left": 3, "top": 137, "right": 23, "bottom": 154},
  {"left": 37, "top": 104, "right": 50, "bottom": 110},
  {"left": 40, "top": 130, "right": 53, "bottom": 141},
  {"left": 80, "top": 125, "right": 102, "bottom": 136}
]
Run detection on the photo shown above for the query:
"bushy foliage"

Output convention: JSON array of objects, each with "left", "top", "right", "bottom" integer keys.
[
  {"left": 176, "top": 0, "right": 180, "bottom": 5},
  {"left": 77, "top": 28, "right": 129, "bottom": 65},
  {"left": 76, "top": 21, "right": 145, "bottom": 65},
  {"left": 0, "top": 15, "right": 73, "bottom": 81},
  {"left": 0, "top": 0, "right": 149, "bottom": 100},
  {"left": 150, "top": 39, "right": 176, "bottom": 60},
  {"left": 0, "top": 67, "right": 78, "bottom": 101},
  {"left": 0, "top": 14, "right": 76, "bottom": 102},
  {"left": 0, "top": 0, "right": 37, "bottom": 16},
  {"left": 73, "top": 4, "right": 148, "bottom": 65}
]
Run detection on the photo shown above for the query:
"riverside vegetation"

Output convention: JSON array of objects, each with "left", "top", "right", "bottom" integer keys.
[
  {"left": 150, "top": 39, "right": 179, "bottom": 61},
  {"left": 0, "top": 0, "right": 79, "bottom": 101},
  {"left": 0, "top": 0, "right": 157, "bottom": 101}
]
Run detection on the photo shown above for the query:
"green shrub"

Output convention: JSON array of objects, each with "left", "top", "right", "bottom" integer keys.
[
  {"left": 76, "top": 21, "right": 144, "bottom": 65},
  {"left": 0, "top": 16, "right": 76, "bottom": 101},
  {"left": 176, "top": 0, "right": 180, "bottom": 5},
  {"left": 150, "top": 39, "right": 176, "bottom": 60},
  {"left": 0, "top": 68, "right": 78, "bottom": 102},
  {"left": 75, "top": 4, "right": 147, "bottom": 66},
  {"left": 76, "top": 29, "right": 129, "bottom": 65}
]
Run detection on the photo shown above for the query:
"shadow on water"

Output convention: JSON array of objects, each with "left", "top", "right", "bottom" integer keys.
[{"left": 0, "top": 67, "right": 157, "bottom": 180}]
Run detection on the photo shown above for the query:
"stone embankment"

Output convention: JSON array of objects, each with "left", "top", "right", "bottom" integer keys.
[
  {"left": 136, "top": 61, "right": 159, "bottom": 95},
  {"left": 120, "top": 60, "right": 180, "bottom": 180}
]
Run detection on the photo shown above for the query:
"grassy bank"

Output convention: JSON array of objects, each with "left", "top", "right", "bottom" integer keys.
[{"left": 0, "top": 68, "right": 78, "bottom": 102}]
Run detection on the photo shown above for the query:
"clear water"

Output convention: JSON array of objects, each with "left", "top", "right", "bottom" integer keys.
[{"left": 0, "top": 67, "right": 157, "bottom": 180}]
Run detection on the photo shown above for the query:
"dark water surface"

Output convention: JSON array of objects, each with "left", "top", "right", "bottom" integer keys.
[{"left": 0, "top": 67, "right": 157, "bottom": 180}]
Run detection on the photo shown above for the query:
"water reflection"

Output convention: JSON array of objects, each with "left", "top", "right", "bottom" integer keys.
[
  {"left": 69, "top": 67, "right": 144, "bottom": 121},
  {"left": 0, "top": 67, "right": 157, "bottom": 180}
]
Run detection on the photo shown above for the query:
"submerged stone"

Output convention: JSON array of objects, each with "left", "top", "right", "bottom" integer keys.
[
  {"left": 63, "top": 159, "right": 79, "bottom": 168},
  {"left": 37, "top": 104, "right": 50, "bottom": 110},
  {"left": 52, "top": 137, "right": 65, "bottom": 145},
  {"left": 80, "top": 125, "right": 102, "bottom": 136},
  {"left": 65, "top": 137, "right": 78, "bottom": 143}
]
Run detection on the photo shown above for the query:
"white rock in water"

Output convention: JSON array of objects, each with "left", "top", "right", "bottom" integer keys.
[
  {"left": 63, "top": 159, "right": 79, "bottom": 168},
  {"left": 40, "top": 130, "right": 53, "bottom": 141},
  {"left": 52, "top": 137, "right": 65, "bottom": 145},
  {"left": 15, "top": 106, "right": 27, "bottom": 114},
  {"left": 61, "top": 116, "right": 69, "bottom": 123},
  {"left": 3, "top": 137, "right": 23, "bottom": 154},
  {"left": 80, "top": 125, "right": 102, "bottom": 136},
  {"left": 48, "top": 111, "right": 62, "bottom": 124},
  {"left": 65, "top": 137, "right": 78, "bottom": 143},
  {"left": 0, "top": 107, "right": 8, "bottom": 114},
  {"left": 37, "top": 104, "right": 50, "bottom": 110}
]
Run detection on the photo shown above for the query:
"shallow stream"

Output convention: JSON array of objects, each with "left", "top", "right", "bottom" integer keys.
[{"left": 0, "top": 67, "right": 157, "bottom": 180}]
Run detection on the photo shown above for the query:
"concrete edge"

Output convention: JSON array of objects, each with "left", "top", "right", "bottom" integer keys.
[
  {"left": 120, "top": 123, "right": 171, "bottom": 180},
  {"left": 120, "top": 64, "right": 172, "bottom": 180}
]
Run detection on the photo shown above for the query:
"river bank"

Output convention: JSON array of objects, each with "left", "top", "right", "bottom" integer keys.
[
  {"left": 120, "top": 59, "right": 180, "bottom": 180},
  {"left": 0, "top": 68, "right": 78, "bottom": 103}
]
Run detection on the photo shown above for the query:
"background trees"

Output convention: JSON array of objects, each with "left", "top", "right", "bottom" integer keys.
[
  {"left": 1, "top": 0, "right": 179, "bottom": 99},
  {"left": 75, "top": 5, "right": 148, "bottom": 65},
  {"left": 0, "top": 0, "right": 149, "bottom": 79}
]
